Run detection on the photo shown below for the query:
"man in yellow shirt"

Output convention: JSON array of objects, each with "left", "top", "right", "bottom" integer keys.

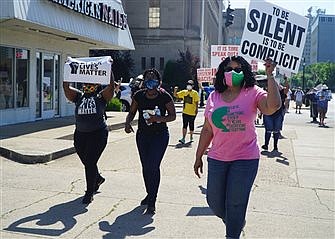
[{"left": 174, "top": 80, "right": 200, "bottom": 144}]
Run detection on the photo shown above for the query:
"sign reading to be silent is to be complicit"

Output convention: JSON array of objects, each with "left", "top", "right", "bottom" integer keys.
[{"left": 238, "top": 0, "right": 309, "bottom": 74}]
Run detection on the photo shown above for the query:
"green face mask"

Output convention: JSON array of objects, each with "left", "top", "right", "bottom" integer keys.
[{"left": 224, "top": 70, "right": 244, "bottom": 87}]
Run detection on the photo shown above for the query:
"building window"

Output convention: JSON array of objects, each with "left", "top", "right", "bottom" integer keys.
[
  {"left": 320, "top": 17, "right": 325, "bottom": 22},
  {"left": 151, "top": 57, "right": 155, "bottom": 68},
  {"left": 0, "top": 46, "right": 29, "bottom": 109},
  {"left": 141, "top": 57, "right": 146, "bottom": 70},
  {"left": 149, "top": 0, "right": 160, "bottom": 28},
  {"left": 160, "top": 57, "right": 164, "bottom": 70},
  {"left": 328, "top": 17, "right": 333, "bottom": 22}
]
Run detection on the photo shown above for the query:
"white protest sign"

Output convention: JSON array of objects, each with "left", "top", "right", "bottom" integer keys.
[
  {"left": 211, "top": 45, "right": 239, "bottom": 68},
  {"left": 211, "top": 45, "right": 258, "bottom": 72},
  {"left": 197, "top": 68, "right": 217, "bottom": 83},
  {"left": 238, "top": 0, "right": 308, "bottom": 74},
  {"left": 64, "top": 56, "right": 112, "bottom": 84}
]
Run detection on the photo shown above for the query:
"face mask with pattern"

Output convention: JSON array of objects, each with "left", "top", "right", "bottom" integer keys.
[
  {"left": 224, "top": 69, "right": 244, "bottom": 87},
  {"left": 83, "top": 84, "right": 97, "bottom": 94}
]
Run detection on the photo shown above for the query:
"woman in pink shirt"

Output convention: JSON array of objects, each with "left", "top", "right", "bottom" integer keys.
[{"left": 194, "top": 56, "right": 281, "bottom": 239}]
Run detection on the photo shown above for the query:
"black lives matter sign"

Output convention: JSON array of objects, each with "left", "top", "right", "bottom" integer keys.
[
  {"left": 238, "top": 0, "right": 308, "bottom": 74},
  {"left": 64, "top": 56, "right": 112, "bottom": 84}
]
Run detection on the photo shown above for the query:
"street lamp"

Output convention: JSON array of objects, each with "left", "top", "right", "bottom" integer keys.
[{"left": 302, "top": 58, "right": 306, "bottom": 91}]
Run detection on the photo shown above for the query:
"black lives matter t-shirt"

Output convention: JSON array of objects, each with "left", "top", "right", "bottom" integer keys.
[
  {"left": 74, "top": 92, "right": 107, "bottom": 132},
  {"left": 133, "top": 88, "right": 173, "bottom": 133}
]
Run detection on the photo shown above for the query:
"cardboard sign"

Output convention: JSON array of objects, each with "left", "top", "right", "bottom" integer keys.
[
  {"left": 197, "top": 68, "right": 217, "bottom": 83},
  {"left": 64, "top": 56, "right": 112, "bottom": 84},
  {"left": 238, "top": 0, "right": 308, "bottom": 74},
  {"left": 211, "top": 45, "right": 239, "bottom": 69},
  {"left": 211, "top": 45, "right": 259, "bottom": 72}
]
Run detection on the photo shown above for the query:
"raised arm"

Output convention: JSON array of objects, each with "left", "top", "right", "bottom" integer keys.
[
  {"left": 63, "top": 82, "right": 80, "bottom": 102},
  {"left": 101, "top": 70, "right": 115, "bottom": 102},
  {"left": 257, "top": 59, "right": 282, "bottom": 115}
]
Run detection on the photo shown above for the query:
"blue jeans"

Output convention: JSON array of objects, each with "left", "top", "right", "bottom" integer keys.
[
  {"left": 206, "top": 158, "right": 259, "bottom": 239},
  {"left": 136, "top": 129, "right": 169, "bottom": 204}
]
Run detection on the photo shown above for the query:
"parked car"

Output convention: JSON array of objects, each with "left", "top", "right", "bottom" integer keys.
[{"left": 119, "top": 83, "right": 132, "bottom": 112}]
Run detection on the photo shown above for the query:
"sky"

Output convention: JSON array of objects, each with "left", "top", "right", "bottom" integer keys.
[{"left": 229, "top": 0, "right": 335, "bottom": 16}]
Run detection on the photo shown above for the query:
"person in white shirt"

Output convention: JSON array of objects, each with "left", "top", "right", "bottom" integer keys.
[
  {"left": 294, "top": 87, "right": 304, "bottom": 114},
  {"left": 284, "top": 88, "right": 292, "bottom": 113}
]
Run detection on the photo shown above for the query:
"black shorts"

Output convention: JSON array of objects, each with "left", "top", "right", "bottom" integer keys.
[{"left": 182, "top": 113, "right": 196, "bottom": 131}]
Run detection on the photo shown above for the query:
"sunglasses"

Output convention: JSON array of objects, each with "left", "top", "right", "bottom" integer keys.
[
  {"left": 83, "top": 85, "right": 97, "bottom": 93},
  {"left": 224, "top": 67, "right": 243, "bottom": 73}
]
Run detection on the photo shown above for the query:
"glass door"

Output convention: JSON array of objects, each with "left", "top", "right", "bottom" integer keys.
[{"left": 35, "top": 52, "right": 60, "bottom": 119}]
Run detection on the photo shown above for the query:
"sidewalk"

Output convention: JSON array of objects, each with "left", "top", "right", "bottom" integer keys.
[{"left": 0, "top": 112, "right": 131, "bottom": 164}]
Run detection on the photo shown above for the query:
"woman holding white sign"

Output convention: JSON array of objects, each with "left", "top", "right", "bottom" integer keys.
[
  {"left": 63, "top": 66, "right": 115, "bottom": 205},
  {"left": 194, "top": 56, "right": 281, "bottom": 238}
]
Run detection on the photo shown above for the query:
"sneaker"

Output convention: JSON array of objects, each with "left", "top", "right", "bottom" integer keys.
[
  {"left": 179, "top": 138, "right": 185, "bottom": 144},
  {"left": 94, "top": 176, "right": 105, "bottom": 193},
  {"left": 145, "top": 203, "right": 156, "bottom": 215},
  {"left": 140, "top": 196, "right": 149, "bottom": 206},
  {"left": 261, "top": 145, "right": 268, "bottom": 150},
  {"left": 82, "top": 192, "right": 93, "bottom": 204},
  {"left": 146, "top": 206, "right": 156, "bottom": 215}
]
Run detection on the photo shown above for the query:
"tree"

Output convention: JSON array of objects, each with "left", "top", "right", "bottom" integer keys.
[
  {"left": 89, "top": 49, "right": 135, "bottom": 82},
  {"left": 163, "top": 48, "right": 200, "bottom": 91},
  {"left": 289, "top": 62, "right": 335, "bottom": 90}
]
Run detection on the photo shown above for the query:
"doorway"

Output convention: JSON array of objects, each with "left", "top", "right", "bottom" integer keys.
[{"left": 36, "top": 52, "right": 60, "bottom": 119}]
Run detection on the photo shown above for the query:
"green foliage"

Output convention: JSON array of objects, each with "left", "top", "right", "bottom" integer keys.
[
  {"left": 106, "top": 98, "right": 122, "bottom": 112},
  {"left": 163, "top": 48, "right": 200, "bottom": 91},
  {"left": 90, "top": 49, "right": 135, "bottom": 82},
  {"left": 257, "top": 69, "right": 266, "bottom": 75},
  {"left": 163, "top": 60, "right": 185, "bottom": 89},
  {"left": 289, "top": 62, "right": 335, "bottom": 90}
]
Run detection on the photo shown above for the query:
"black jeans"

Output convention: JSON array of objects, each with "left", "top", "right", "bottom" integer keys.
[
  {"left": 74, "top": 127, "right": 108, "bottom": 193},
  {"left": 136, "top": 129, "right": 169, "bottom": 204}
]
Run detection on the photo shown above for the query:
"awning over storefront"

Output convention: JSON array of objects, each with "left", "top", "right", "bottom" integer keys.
[{"left": 0, "top": 0, "right": 134, "bottom": 50}]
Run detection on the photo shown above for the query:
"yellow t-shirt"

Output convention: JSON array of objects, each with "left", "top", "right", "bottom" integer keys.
[{"left": 176, "top": 90, "right": 200, "bottom": 116}]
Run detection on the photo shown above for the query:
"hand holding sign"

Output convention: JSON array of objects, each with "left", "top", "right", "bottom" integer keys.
[{"left": 264, "top": 58, "right": 277, "bottom": 77}]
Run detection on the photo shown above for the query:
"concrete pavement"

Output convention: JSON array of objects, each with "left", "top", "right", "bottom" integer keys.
[
  {"left": 0, "top": 100, "right": 334, "bottom": 238},
  {"left": 0, "top": 112, "right": 135, "bottom": 164}
]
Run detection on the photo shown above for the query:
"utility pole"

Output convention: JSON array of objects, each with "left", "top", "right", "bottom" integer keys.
[
  {"left": 200, "top": 0, "right": 205, "bottom": 67},
  {"left": 218, "top": 0, "right": 223, "bottom": 44}
]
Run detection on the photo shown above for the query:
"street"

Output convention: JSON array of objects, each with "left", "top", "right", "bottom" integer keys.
[{"left": 1, "top": 101, "right": 334, "bottom": 239}]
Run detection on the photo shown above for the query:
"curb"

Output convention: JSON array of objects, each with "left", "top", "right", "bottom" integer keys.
[
  {"left": 0, "top": 120, "right": 137, "bottom": 164},
  {"left": 0, "top": 147, "right": 76, "bottom": 164}
]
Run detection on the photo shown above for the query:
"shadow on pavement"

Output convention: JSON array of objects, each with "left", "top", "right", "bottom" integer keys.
[
  {"left": 172, "top": 142, "right": 193, "bottom": 149},
  {"left": 186, "top": 206, "right": 214, "bottom": 216},
  {"left": 99, "top": 206, "right": 154, "bottom": 239},
  {"left": 4, "top": 197, "right": 87, "bottom": 236},
  {"left": 261, "top": 150, "right": 289, "bottom": 166}
]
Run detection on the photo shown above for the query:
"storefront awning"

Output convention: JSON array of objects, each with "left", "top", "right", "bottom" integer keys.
[{"left": 0, "top": 0, "right": 134, "bottom": 50}]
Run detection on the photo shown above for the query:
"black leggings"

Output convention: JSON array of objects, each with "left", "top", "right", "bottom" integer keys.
[
  {"left": 182, "top": 113, "right": 196, "bottom": 131},
  {"left": 74, "top": 127, "right": 108, "bottom": 193}
]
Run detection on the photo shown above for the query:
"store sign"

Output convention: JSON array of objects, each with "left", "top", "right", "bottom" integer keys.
[
  {"left": 49, "top": 0, "right": 127, "bottom": 30},
  {"left": 64, "top": 56, "right": 112, "bottom": 84}
]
